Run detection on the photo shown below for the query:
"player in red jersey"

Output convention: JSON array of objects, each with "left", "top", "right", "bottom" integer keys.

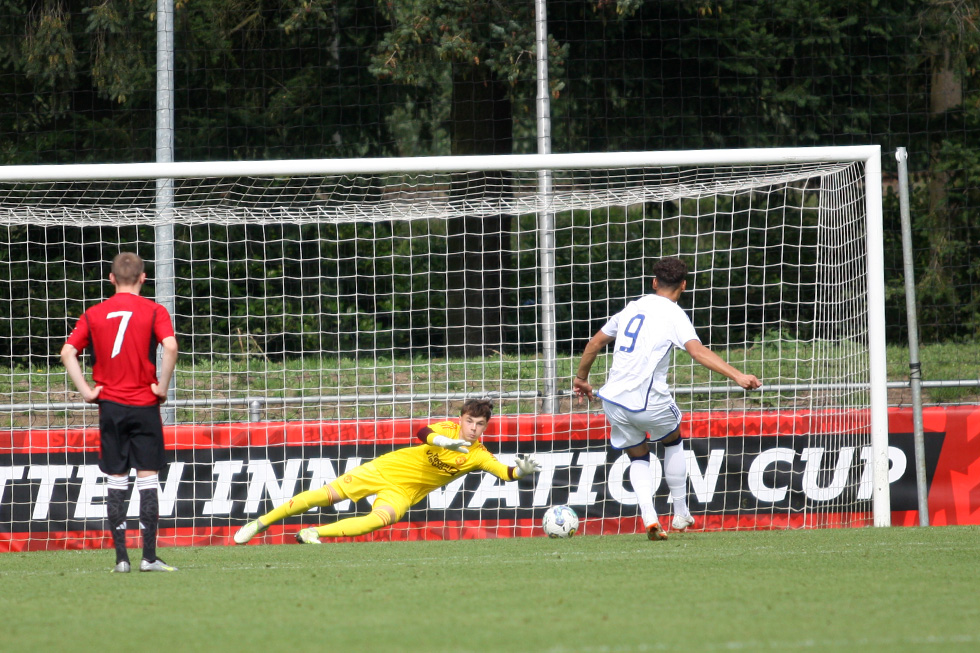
[{"left": 61, "top": 252, "right": 179, "bottom": 573}]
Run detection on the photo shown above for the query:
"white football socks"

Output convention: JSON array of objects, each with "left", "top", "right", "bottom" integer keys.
[
  {"left": 628, "top": 457, "right": 658, "bottom": 527},
  {"left": 664, "top": 441, "right": 690, "bottom": 518}
]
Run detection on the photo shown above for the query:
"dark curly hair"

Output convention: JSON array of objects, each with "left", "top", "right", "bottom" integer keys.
[
  {"left": 460, "top": 398, "right": 493, "bottom": 421},
  {"left": 651, "top": 256, "right": 688, "bottom": 290}
]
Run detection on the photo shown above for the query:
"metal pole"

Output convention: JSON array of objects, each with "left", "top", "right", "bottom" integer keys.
[
  {"left": 897, "top": 147, "right": 929, "bottom": 526},
  {"left": 156, "top": 0, "right": 177, "bottom": 424},
  {"left": 535, "top": 0, "right": 558, "bottom": 413}
]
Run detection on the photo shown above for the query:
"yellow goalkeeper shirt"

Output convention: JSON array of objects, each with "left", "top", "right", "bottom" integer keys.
[{"left": 369, "top": 420, "right": 515, "bottom": 506}]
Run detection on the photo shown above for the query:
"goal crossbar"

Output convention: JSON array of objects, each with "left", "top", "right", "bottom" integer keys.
[{"left": 0, "top": 146, "right": 882, "bottom": 181}]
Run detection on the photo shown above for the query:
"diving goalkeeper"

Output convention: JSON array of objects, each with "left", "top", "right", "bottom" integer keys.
[{"left": 233, "top": 399, "right": 541, "bottom": 544}]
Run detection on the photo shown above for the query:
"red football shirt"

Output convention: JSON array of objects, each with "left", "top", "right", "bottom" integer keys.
[{"left": 65, "top": 292, "right": 176, "bottom": 406}]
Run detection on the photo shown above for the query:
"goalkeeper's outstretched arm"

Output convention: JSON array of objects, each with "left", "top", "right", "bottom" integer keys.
[
  {"left": 512, "top": 453, "right": 542, "bottom": 479},
  {"left": 417, "top": 426, "right": 471, "bottom": 453}
]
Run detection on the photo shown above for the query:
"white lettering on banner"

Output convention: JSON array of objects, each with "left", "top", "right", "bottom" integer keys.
[
  {"left": 6, "top": 441, "right": 916, "bottom": 525},
  {"left": 468, "top": 454, "right": 520, "bottom": 508},
  {"left": 747, "top": 448, "right": 796, "bottom": 503},
  {"left": 158, "top": 462, "right": 184, "bottom": 516},
  {"left": 858, "top": 447, "right": 874, "bottom": 500},
  {"left": 427, "top": 477, "right": 466, "bottom": 509},
  {"left": 245, "top": 459, "right": 304, "bottom": 513},
  {"left": 801, "top": 447, "right": 855, "bottom": 501},
  {"left": 747, "top": 446, "right": 907, "bottom": 503},
  {"left": 203, "top": 460, "right": 243, "bottom": 515},
  {"left": 125, "top": 462, "right": 186, "bottom": 517},
  {"left": 530, "top": 452, "right": 574, "bottom": 506},
  {"left": 566, "top": 452, "right": 605, "bottom": 506},
  {"left": 0, "top": 465, "right": 24, "bottom": 504},
  {"left": 857, "top": 446, "right": 906, "bottom": 500},
  {"left": 686, "top": 449, "right": 724, "bottom": 504},
  {"left": 888, "top": 447, "right": 907, "bottom": 482},
  {"left": 74, "top": 465, "right": 108, "bottom": 519},
  {"left": 607, "top": 454, "right": 633, "bottom": 505},
  {"left": 28, "top": 465, "right": 72, "bottom": 520}
]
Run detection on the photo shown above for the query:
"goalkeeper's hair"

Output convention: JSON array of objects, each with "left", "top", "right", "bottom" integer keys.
[
  {"left": 460, "top": 398, "right": 493, "bottom": 421},
  {"left": 651, "top": 256, "right": 688, "bottom": 289}
]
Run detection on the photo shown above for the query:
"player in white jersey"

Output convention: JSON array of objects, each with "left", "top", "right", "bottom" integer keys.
[{"left": 573, "top": 257, "right": 761, "bottom": 540}]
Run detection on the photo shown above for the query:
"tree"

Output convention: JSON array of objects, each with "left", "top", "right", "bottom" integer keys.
[
  {"left": 911, "top": 0, "right": 980, "bottom": 339},
  {"left": 370, "top": 0, "right": 564, "bottom": 356}
]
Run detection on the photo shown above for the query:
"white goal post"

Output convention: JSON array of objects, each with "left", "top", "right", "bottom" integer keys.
[{"left": 0, "top": 146, "right": 890, "bottom": 549}]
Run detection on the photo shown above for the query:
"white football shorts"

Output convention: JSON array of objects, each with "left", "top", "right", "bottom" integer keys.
[{"left": 601, "top": 400, "right": 682, "bottom": 450}]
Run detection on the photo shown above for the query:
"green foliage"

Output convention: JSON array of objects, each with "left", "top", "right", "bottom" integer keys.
[
  {"left": 0, "top": 0, "right": 397, "bottom": 163},
  {"left": 549, "top": 0, "right": 918, "bottom": 151},
  {"left": 904, "top": 107, "right": 980, "bottom": 341},
  {"left": 84, "top": 0, "right": 154, "bottom": 104},
  {"left": 1, "top": 0, "right": 979, "bottom": 353}
]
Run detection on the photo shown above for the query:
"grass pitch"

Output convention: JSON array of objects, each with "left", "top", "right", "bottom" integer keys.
[{"left": 2, "top": 526, "right": 978, "bottom": 652}]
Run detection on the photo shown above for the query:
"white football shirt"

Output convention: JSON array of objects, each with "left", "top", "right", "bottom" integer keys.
[{"left": 596, "top": 293, "right": 700, "bottom": 412}]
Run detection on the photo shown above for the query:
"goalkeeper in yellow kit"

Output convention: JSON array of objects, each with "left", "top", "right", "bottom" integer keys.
[{"left": 233, "top": 399, "right": 541, "bottom": 544}]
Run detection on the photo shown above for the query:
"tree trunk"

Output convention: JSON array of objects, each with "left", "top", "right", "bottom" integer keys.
[{"left": 923, "top": 46, "right": 963, "bottom": 308}]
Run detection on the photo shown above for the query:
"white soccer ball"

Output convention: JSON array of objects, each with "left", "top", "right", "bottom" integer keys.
[{"left": 541, "top": 505, "right": 579, "bottom": 538}]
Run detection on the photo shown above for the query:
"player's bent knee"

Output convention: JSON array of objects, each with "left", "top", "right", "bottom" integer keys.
[{"left": 662, "top": 430, "right": 682, "bottom": 446}]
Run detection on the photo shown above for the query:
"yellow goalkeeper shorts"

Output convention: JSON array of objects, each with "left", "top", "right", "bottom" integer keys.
[{"left": 328, "top": 461, "right": 412, "bottom": 520}]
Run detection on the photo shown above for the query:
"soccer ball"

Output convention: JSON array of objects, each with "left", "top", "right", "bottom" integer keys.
[{"left": 541, "top": 505, "right": 579, "bottom": 538}]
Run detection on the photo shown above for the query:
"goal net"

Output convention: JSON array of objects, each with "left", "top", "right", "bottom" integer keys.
[{"left": 0, "top": 147, "right": 889, "bottom": 550}]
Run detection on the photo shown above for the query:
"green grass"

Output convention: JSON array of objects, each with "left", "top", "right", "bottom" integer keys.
[{"left": 2, "top": 527, "right": 979, "bottom": 652}]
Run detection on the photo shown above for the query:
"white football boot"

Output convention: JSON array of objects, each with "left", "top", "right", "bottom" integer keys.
[{"left": 295, "top": 527, "right": 322, "bottom": 544}]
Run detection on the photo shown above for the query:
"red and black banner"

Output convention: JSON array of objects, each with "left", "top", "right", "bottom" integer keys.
[{"left": 1, "top": 407, "right": 978, "bottom": 551}]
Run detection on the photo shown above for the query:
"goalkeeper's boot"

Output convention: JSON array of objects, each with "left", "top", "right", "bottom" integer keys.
[
  {"left": 646, "top": 522, "right": 668, "bottom": 541},
  {"left": 671, "top": 513, "right": 695, "bottom": 532},
  {"left": 234, "top": 519, "right": 269, "bottom": 545},
  {"left": 140, "top": 558, "right": 179, "bottom": 572},
  {"left": 111, "top": 561, "right": 131, "bottom": 573},
  {"left": 295, "top": 527, "right": 322, "bottom": 544}
]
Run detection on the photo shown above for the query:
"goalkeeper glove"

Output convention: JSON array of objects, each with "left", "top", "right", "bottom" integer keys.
[
  {"left": 513, "top": 453, "right": 542, "bottom": 479},
  {"left": 431, "top": 434, "right": 470, "bottom": 454}
]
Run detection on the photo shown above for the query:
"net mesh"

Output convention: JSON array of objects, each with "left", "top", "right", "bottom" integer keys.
[{"left": 0, "top": 156, "right": 879, "bottom": 548}]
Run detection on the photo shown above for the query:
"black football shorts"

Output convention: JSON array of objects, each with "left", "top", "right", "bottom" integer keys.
[{"left": 98, "top": 400, "right": 165, "bottom": 475}]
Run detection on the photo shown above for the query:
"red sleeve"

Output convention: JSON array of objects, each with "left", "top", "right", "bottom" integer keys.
[
  {"left": 153, "top": 305, "right": 176, "bottom": 342},
  {"left": 417, "top": 426, "right": 434, "bottom": 444},
  {"left": 65, "top": 314, "right": 91, "bottom": 351}
]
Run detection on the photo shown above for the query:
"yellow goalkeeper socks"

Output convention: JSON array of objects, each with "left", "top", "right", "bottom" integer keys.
[
  {"left": 317, "top": 509, "right": 391, "bottom": 538},
  {"left": 260, "top": 486, "right": 334, "bottom": 525}
]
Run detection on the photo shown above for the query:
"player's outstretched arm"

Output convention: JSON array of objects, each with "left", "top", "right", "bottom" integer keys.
[
  {"left": 430, "top": 434, "right": 470, "bottom": 453},
  {"left": 684, "top": 340, "right": 761, "bottom": 390},
  {"left": 513, "top": 453, "right": 542, "bottom": 479},
  {"left": 416, "top": 426, "right": 471, "bottom": 453},
  {"left": 574, "top": 330, "right": 616, "bottom": 401}
]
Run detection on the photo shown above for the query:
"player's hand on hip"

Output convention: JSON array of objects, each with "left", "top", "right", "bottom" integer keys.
[
  {"left": 82, "top": 385, "right": 102, "bottom": 403},
  {"left": 432, "top": 434, "right": 470, "bottom": 453},
  {"left": 514, "top": 453, "right": 542, "bottom": 478},
  {"left": 151, "top": 383, "right": 168, "bottom": 403}
]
